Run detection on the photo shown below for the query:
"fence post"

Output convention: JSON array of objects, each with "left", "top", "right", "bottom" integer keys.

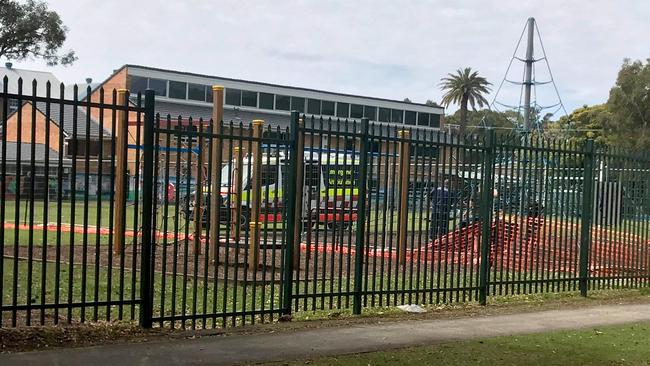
[
  {"left": 209, "top": 86, "right": 224, "bottom": 262},
  {"left": 579, "top": 139, "right": 596, "bottom": 297},
  {"left": 231, "top": 147, "right": 244, "bottom": 242},
  {"left": 113, "top": 89, "right": 129, "bottom": 255},
  {"left": 249, "top": 119, "right": 264, "bottom": 270},
  {"left": 193, "top": 122, "right": 204, "bottom": 254},
  {"left": 140, "top": 89, "right": 155, "bottom": 328},
  {"left": 292, "top": 118, "right": 305, "bottom": 270},
  {"left": 397, "top": 130, "right": 410, "bottom": 265},
  {"left": 478, "top": 129, "right": 496, "bottom": 306},
  {"left": 353, "top": 118, "right": 370, "bottom": 315},
  {"left": 282, "top": 111, "right": 300, "bottom": 316}
]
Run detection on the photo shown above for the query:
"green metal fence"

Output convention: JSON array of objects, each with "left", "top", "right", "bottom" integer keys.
[{"left": 1, "top": 82, "right": 649, "bottom": 329}]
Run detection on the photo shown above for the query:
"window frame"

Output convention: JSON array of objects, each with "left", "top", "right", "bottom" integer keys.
[
  {"left": 225, "top": 88, "right": 242, "bottom": 106},
  {"left": 168, "top": 80, "right": 188, "bottom": 100}
]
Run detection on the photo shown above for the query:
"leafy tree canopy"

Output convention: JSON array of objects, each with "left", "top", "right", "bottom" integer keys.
[
  {"left": 606, "top": 58, "right": 650, "bottom": 149},
  {"left": 0, "top": 0, "right": 76, "bottom": 66}
]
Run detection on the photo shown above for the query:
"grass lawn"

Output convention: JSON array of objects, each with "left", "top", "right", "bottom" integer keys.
[
  {"left": 1, "top": 258, "right": 281, "bottom": 327},
  {"left": 2, "top": 200, "right": 178, "bottom": 231},
  {"left": 269, "top": 322, "right": 650, "bottom": 366}
]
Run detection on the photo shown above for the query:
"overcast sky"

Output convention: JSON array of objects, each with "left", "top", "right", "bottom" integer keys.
[{"left": 10, "top": 0, "right": 650, "bottom": 116}]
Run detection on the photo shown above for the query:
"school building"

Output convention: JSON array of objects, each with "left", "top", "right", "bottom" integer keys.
[{"left": 1, "top": 63, "right": 447, "bottom": 196}]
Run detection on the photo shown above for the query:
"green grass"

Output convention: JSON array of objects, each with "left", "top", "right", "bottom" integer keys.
[
  {"left": 2, "top": 258, "right": 281, "bottom": 327},
  {"left": 267, "top": 322, "right": 650, "bottom": 365}
]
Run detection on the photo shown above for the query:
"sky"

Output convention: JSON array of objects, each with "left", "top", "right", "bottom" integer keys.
[{"left": 9, "top": 0, "right": 650, "bottom": 117}]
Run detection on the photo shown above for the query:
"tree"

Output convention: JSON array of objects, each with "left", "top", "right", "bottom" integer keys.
[
  {"left": 403, "top": 98, "right": 412, "bottom": 103},
  {"left": 425, "top": 99, "right": 438, "bottom": 107},
  {"left": 445, "top": 108, "right": 520, "bottom": 133},
  {"left": 546, "top": 104, "right": 613, "bottom": 147},
  {"left": 439, "top": 68, "right": 492, "bottom": 136},
  {"left": 0, "top": 0, "right": 76, "bottom": 66},
  {"left": 606, "top": 58, "right": 650, "bottom": 150}
]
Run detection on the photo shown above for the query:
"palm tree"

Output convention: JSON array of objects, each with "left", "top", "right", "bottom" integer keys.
[{"left": 440, "top": 68, "right": 492, "bottom": 136}]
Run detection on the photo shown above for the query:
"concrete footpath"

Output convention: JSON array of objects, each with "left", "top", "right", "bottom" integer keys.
[{"left": 2, "top": 303, "right": 650, "bottom": 366}]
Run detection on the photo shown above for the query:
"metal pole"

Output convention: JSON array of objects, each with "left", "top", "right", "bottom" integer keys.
[
  {"left": 231, "top": 147, "right": 243, "bottom": 242},
  {"left": 397, "top": 130, "right": 410, "bottom": 265},
  {"left": 579, "top": 139, "right": 595, "bottom": 297},
  {"left": 113, "top": 89, "right": 129, "bottom": 255},
  {"left": 209, "top": 86, "right": 224, "bottom": 262},
  {"left": 479, "top": 129, "right": 496, "bottom": 305},
  {"left": 139, "top": 89, "right": 155, "bottom": 328},
  {"left": 282, "top": 111, "right": 300, "bottom": 316},
  {"left": 353, "top": 118, "right": 370, "bottom": 315},
  {"left": 292, "top": 118, "right": 305, "bottom": 270},
  {"left": 249, "top": 119, "right": 264, "bottom": 270},
  {"left": 193, "top": 122, "right": 204, "bottom": 254},
  {"left": 523, "top": 17, "right": 535, "bottom": 132}
]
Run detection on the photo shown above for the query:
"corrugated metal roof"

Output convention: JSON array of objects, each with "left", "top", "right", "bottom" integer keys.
[{"left": 0, "top": 66, "right": 63, "bottom": 97}]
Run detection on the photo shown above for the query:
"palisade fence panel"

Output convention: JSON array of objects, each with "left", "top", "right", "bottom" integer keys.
[
  {"left": 149, "top": 114, "right": 291, "bottom": 329},
  {"left": 2, "top": 79, "right": 650, "bottom": 330},
  {"left": 0, "top": 78, "right": 145, "bottom": 327},
  {"left": 487, "top": 136, "right": 586, "bottom": 296}
]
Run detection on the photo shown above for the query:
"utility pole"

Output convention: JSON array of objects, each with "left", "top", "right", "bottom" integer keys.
[{"left": 523, "top": 17, "right": 535, "bottom": 132}]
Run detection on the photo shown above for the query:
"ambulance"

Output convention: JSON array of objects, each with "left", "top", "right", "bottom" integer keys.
[{"left": 186, "top": 149, "right": 361, "bottom": 230}]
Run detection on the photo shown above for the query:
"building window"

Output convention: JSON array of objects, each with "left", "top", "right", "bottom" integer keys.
[
  {"left": 350, "top": 104, "right": 363, "bottom": 118},
  {"left": 369, "top": 140, "right": 381, "bottom": 153},
  {"left": 417, "top": 112, "right": 430, "bottom": 126},
  {"left": 225, "top": 88, "right": 241, "bottom": 106},
  {"left": 307, "top": 98, "right": 321, "bottom": 115},
  {"left": 378, "top": 108, "right": 390, "bottom": 122},
  {"left": 321, "top": 100, "right": 335, "bottom": 116},
  {"left": 67, "top": 139, "right": 101, "bottom": 158},
  {"left": 259, "top": 92, "right": 274, "bottom": 109},
  {"left": 364, "top": 106, "right": 377, "bottom": 120},
  {"left": 336, "top": 102, "right": 349, "bottom": 118},
  {"left": 205, "top": 87, "right": 213, "bottom": 103},
  {"left": 405, "top": 110, "right": 416, "bottom": 125},
  {"left": 8, "top": 99, "right": 20, "bottom": 114},
  {"left": 260, "top": 164, "right": 279, "bottom": 186},
  {"left": 291, "top": 97, "right": 305, "bottom": 113},
  {"left": 391, "top": 109, "right": 403, "bottom": 123},
  {"left": 430, "top": 114, "right": 441, "bottom": 128},
  {"left": 188, "top": 83, "right": 206, "bottom": 101},
  {"left": 169, "top": 81, "right": 187, "bottom": 99},
  {"left": 128, "top": 75, "right": 148, "bottom": 95},
  {"left": 148, "top": 78, "right": 167, "bottom": 97},
  {"left": 345, "top": 138, "right": 355, "bottom": 151},
  {"left": 276, "top": 95, "right": 290, "bottom": 110},
  {"left": 241, "top": 90, "right": 257, "bottom": 107},
  {"left": 173, "top": 125, "right": 198, "bottom": 143}
]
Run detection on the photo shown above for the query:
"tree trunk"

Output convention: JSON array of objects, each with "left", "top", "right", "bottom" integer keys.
[
  {"left": 459, "top": 95, "right": 469, "bottom": 137},
  {"left": 457, "top": 95, "right": 469, "bottom": 163}
]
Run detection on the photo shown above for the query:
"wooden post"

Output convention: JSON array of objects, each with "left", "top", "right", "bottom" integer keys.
[
  {"left": 193, "top": 122, "right": 204, "bottom": 254},
  {"left": 209, "top": 86, "right": 224, "bottom": 262},
  {"left": 113, "top": 89, "right": 128, "bottom": 255},
  {"left": 397, "top": 130, "right": 410, "bottom": 265},
  {"left": 231, "top": 146, "right": 244, "bottom": 242},
  {"left": 249, "top": 120, "right": 264, "bottom": 269},
  {"left": 292, "top": 118, "right": 305, "bottom": 269}
]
